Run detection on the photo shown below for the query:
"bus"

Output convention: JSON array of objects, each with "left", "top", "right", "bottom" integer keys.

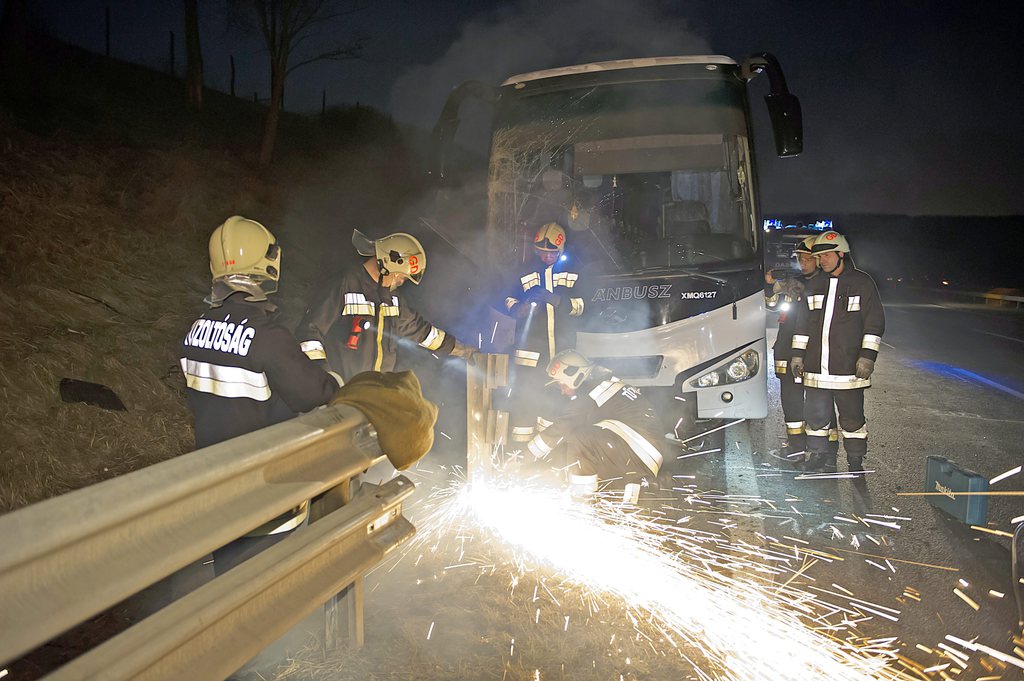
[{"left": 433, "top": 54, "right": 802, "bottom": 432}]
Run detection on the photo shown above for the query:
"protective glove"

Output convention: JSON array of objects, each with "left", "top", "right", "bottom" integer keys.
[
  {"left": 450, "top": 341, "right": 480, "bottom": 366},
  {"left": 855, "top": 357, "right": 875, "bottom": 379},
  {"left": 776, "top": 277, "right": 805, "bottom": 300},
  {"left": 789, "top": 356, "right": 804, "bottom": 378},
  {"left": 526, "top": 287, "right": 561, "bottom": 308},
  {"left": 329, "top": 371, "right": 437, "bottom": 470}
]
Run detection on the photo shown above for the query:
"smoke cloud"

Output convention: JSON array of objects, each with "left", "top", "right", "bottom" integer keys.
[{"left": 389, "top": 0, "right": 712, "bottom": 139}]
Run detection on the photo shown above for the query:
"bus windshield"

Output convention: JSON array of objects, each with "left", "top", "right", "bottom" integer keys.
[{"left": 487, "top": 75, "right": 759, "bottom": 273}]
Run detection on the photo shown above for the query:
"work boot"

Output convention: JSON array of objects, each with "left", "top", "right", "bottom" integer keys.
[
  {"left": 804, "top": 452, "right": 824, "bottom": 472},
  {"left": 782, "top": 440, "right": 808, "bottom": 468},
  {"left": 847, "top": 453, "right": 865, "bottom": 472},
  {"left": 806, "top": 452, "right": 837, "bottom": 473},
  {"left": 821, "top": 452, "right": 838, "bottom": 474}
]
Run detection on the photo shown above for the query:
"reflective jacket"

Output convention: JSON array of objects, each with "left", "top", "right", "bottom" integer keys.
[
  {"left": 180, "top": 296, "right": 339, "bottom": 449},
  {"left": 297, "top": 264, "right": 456, "bottom": 381},
  {"left": 768, "top": 270, "right": 825, "bottom": 373},
  {"left": 504, "top": 261, "right": 585, "bottom": 369},
  {"left": 790, "top": 266, "right": 885, "bottom": 390},
  {"left": 527, "top": 369, "right": 666, "bottom": 477},
  {"left": 180, "top": 295, "right": 340, "bottom": 536}
]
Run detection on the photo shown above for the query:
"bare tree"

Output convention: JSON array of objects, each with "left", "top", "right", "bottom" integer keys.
[
  {"left": 184, "top": 0, "right": 204, "bottom": 110},
  {"left": 233, "top": 0, "right": 364, "bottom": 166}
]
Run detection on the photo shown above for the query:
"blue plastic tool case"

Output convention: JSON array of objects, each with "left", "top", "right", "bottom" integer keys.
[{"left": 925, "top": 456, "right": 989, "bottom": 525}]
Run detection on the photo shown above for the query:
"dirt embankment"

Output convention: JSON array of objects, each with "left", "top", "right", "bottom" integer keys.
[{"left": 0, "top": 48, "right": 422, "bottom": 512}]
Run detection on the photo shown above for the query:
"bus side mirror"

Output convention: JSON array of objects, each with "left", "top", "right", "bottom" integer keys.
[
  {"left": 765, "top": 91, "right": 803, "bottom": 157},
  {"left": 743, "top": 52, "right": 803, "bottom": 158}
]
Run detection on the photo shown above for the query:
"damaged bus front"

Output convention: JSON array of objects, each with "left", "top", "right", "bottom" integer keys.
[{"left": 435, "top": 54, "right": 801, "bottom": 429}]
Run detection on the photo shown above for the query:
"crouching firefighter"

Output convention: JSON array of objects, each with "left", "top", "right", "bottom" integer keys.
[
  {"left": 766, "top": 235, "right": 838, "bottom": 466},
  {"left": 526, "top": 350, "right": 665, "bottom": 504},
  {"left": 790, "top": 230, "right": 885, "bottom": 473}
]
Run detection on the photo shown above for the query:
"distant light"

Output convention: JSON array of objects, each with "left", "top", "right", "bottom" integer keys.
[
  {"left": 362, "top": 320, "right": 371, "bottom": 329},
  {"left": 559, "top": 254, "right": 568, "bottom": 262},
  {"left": 941, "top": 280, "right": 950, "bottom": 286}
]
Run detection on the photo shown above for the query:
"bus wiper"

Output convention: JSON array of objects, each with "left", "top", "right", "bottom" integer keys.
[{"left": 675, "top": 267, "right": 729, "bottom": 286}]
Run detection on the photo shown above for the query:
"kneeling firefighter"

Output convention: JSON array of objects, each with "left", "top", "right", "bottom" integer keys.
[{"left": 526, "top": 350, "right": 666, "bottom": 503}]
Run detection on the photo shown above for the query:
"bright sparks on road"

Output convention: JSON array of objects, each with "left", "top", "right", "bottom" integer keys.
[{"left": 422, "top": 478, "right": 906, "bottom": 681}]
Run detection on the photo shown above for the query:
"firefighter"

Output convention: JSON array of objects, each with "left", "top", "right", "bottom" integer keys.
[
  {"left": 181, "top": 216, "right": 342, "bottom": 573},
  {"left": 297, "top": 229, "right": 478, "bottom": 382},
  {"left": 527, "top": 350, "right": 665, "bottom": 504},
  {"left": 766, "top": 236, "right": 838, "bottom": 466},
  {"left": 789, "top": 231, "right": 885, "bottom": 473},
  {"left": 504, "top": 222, "right": 586, "bottom": 444}
]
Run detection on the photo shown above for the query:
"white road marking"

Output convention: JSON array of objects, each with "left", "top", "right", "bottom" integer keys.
[{"left": 975, "top": 329, "right": 1024, "bottom": 344}]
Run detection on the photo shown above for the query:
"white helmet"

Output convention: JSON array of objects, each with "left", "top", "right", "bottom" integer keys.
[
  {"left": 533, "top": 222, "right": 566, "bottom": 255},
  {"left": 792, "top": 235, "right": 817, "bottom": 256},
  {"left": 208, "top": 216, "right": 280, "bottom": 305},
  {"left": 353, "top": 229, "right": 426, "bottom": 284},
  {"left": 811, "top": 230, "right": 850, "bottom": 255},
  {"left": 546, "top": 349, "right": 595, "bottom": 390}
]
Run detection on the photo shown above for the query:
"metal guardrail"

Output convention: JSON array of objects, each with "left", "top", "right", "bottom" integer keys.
[
  {"left": 963, "top": 291, "right": 1024, "bottom": 307},
  {"left": 0, "top": 403, "right": 415, "bottom": 678},
  {"left": 913, "top": 286, "right": 1024, "bottom": 308}
]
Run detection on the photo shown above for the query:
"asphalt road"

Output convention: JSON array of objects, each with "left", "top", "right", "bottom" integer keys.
[{"left": 675, "top": 287, "right": 1024, "bottom": 677}]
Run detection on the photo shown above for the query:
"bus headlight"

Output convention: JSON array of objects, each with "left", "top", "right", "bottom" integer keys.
[
  {"left": 695, "top": 372, "right": 720, "bottom": 388},
  {"left": 690, "top": 349, "right": 759, "bottom": 388}
]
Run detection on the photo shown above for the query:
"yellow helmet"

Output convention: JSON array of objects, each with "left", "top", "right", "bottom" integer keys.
[
  {"left": 534, "top": 222, "right": 566, "bottom": 254},
  {"left": 352, "top": 229, "right": 426, "bottom": 284},
  {"left": 546, "top": 349, "right": 595, "bottom": 389},
  {"left": 811, "top": 230, "right": 850, "bottom": 255},
  {"left": 793, "top": 235, "right": 817, "bottom": 256},
  {"left": 208, "top": 216, "right": 280, "bottom": 303}
]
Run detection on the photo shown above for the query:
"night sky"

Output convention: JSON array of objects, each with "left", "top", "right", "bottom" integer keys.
[{"left": 30, "top": 0, "right": 1024, "bottom": 216}]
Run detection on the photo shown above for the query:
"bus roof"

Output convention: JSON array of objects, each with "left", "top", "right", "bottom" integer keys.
[{"left": 501, "top": 56, "right": 738, "bottom": 87}]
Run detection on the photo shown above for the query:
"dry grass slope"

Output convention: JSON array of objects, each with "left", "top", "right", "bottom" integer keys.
[{"left": 0, "top": 59, "right": 420, "bottom": 513}]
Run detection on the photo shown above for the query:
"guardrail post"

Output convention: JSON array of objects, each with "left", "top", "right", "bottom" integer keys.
[
  {"left": 466, "top": 353, "right": 509, "bottom": 479},
  {"left": 310, "top": 477, "right": 368, "bottom": 650}
]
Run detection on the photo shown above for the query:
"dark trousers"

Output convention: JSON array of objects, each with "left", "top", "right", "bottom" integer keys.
[
  {"left": 504, "top": 362, "right": 558, "bottom": 443},
  {"left": 804, "top": 387, "right": 867, "bottom": 458},
  {"left": 779, "top": 373, "right": 837, "bottom": 453},
  {"left": 565, "top": 424, "right": 659, "bottom": 489}
]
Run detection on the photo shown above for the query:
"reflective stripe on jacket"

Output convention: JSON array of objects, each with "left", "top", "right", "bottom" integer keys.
[
  {"left": 506, "top": 262, "right": 584, "bottom": 366},
  {"left": 297, "top": 264, "right": 455, "bottom": 380},
  {"left": 790, "top": 266, "right": 885, "bottom": 389}
]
